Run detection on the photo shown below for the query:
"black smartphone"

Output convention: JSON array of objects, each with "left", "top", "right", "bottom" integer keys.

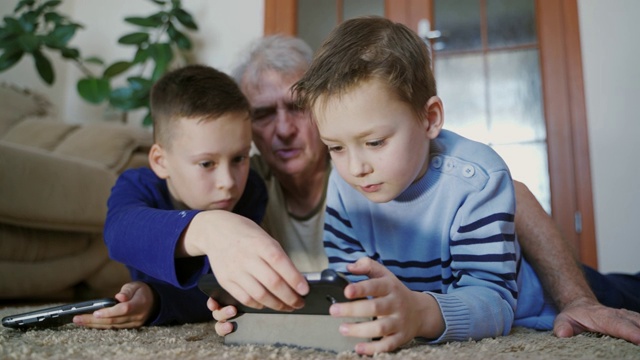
[
  {"left": 198, "top": 268, "right": 351, "bottom": 315},
  {"left": 1, "top": 298, "right": 118, "bottom": 329}
]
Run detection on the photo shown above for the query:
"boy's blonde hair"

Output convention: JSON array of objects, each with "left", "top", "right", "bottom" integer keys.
[
  {"left": 150, "top": 64, "right": 251, "bottom": 148},
  {"left": 293, "top": 16, "right": 437, "bottom": 119}
]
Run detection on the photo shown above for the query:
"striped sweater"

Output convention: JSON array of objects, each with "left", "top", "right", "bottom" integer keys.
[{"left": 324, "top": 130, "right": 556, "bottom": 343}]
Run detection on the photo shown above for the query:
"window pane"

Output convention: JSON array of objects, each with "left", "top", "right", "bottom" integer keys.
[
  {"left": 434, "top": 0, "right": 482, "bottom": 52},
  {"left": 435, "top": 54, "right": 489, "bottom": 143},
  {"left": 492, "top": 142, "right": 551, "bottom": 213},
  {"left": 343, "top": 0, "right": 384, "bottom": 21},
  {"left": 487, "top": 0, "right": 537, "bottom": 48},
  {"left": 487, "top": 49, "right": 545, "bottom": 145},
  {"left": 298, "top": 0, "right": 337, "bottom": 51}
]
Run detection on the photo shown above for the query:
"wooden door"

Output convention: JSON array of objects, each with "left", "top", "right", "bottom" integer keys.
[{"left": 264, "top": 0, "right": 597, "bottom": 268}]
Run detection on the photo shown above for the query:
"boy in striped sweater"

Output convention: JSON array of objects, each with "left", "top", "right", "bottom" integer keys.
[{"left": 293, "top": 16, "right": 556, "bottom": 355}]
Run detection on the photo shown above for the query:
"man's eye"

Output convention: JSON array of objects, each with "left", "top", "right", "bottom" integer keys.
[
  {"left": 199, "top": 161, "right": 214, "bottom": 169},
  {"left": 251, "top": 107, "right": 277, "bottom": 122}
]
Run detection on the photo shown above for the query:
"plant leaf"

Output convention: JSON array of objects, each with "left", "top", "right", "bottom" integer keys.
[
  {"left": 77, "top": 77, "right": 110, "bottom": 103},
  {"left": 127, "top": 76, "right": 153, "bottom": 92},
  {"left": 4, "top": 18, "right": 25, "bottom": 34},
  {"left": 41, "top": 1, "right": 62, "bottom": 10},
  {"left": 17, "top": 33, "right": 39, "bottom": 52},
  {"left": 15, "top": 0, "right": 36, "bottom": 13},
  {"left": 118, "top": 32, "right": 149, "bottom": 45},
  {"left": 172, "top": 8, "right": 198, "bottom": 30},
  {"left": 132, "top": 47, "right": 149, "bottom": 64},
  {"left": 167, "top": 25, "right": 191, "bottom": 50},
  {"left": 33, "top": 50, "right": 54, "bottom": 85},
  {"left": 109, "top": 86, "right": 147, "bottom": 110},
  {"left": 0, "top": 48, "right": 24, "bottom": 71},
  {"left": 60, "top": 47, "right": 79, "bottom": 59},
  {"left": 103, "top": 60, "right": 132, "bottom": 78},
  {"left": 50, "top": 24, "right": 78, "bottom": 45},
  {"left": 83, "top": 56, "right": 104, "bottom": 65},
  {"left": 124, "top": 16, "right": 162, "bottom": 27}
]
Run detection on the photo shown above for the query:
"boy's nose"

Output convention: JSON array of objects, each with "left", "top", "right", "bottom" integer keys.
[
  {"left": 216, "top": 165, "right": 236, "bottom": 190},
  {"left": 349, "top": 152, "right": 372, "bottom": 177}
]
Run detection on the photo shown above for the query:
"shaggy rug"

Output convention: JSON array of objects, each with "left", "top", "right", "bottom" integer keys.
[{"left": 1, "top": 305, "right": 638, "bottom": 360}]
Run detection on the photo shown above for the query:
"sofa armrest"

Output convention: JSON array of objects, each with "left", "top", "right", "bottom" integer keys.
[{"left": 0, "top": 141, "right": 116, "bottom": 232}]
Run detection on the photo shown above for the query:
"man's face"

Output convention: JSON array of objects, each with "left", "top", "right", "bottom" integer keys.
[
  {"left": 158, "top": 114, "right": 252, "bottom": 211},
  {"left": 242, "top": 69, "right": 327, "bottom": 178}
]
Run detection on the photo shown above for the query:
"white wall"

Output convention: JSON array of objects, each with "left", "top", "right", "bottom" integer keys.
[
  {"left": 578, "top": 0, "right": 640, "bottom": 273},
  {"left": 0, "top": 1, "right": 637, "bottom": 273}
]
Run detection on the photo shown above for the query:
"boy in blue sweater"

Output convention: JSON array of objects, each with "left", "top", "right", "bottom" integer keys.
[
  {"left": 73, "top": 64, "right": 309, "bottom": 327},
  {"left": 292, "top": 17, "right": 556, "bottom": 355}
]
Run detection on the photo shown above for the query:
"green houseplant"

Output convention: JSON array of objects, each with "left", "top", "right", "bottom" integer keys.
[{"left": 0, "top": 0, "right": 198, "bottom": 126}]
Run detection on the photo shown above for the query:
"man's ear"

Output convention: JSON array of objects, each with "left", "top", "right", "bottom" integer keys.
[
  {"left": 422, "top": 96, "right": 444, "bottom": 140},
  {"left": 148, "top": 144, "right": 170, "bottom": 179}
]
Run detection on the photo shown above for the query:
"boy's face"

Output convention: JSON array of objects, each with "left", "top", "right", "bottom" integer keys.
[
  {"left": 314, "top": 78, "right": 441, "bottom": 203},
  {"left": 150, "top": 113, "right": 252, "bottom": 211},
  {"left": 242, "top": 69, "right": 327, "bottom": 178}
]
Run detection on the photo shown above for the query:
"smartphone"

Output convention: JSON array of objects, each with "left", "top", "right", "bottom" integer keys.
[
  {"left": 1, "top": 298, "right": 118, "bottom": 329},
  {"left": 198, "top": 268, "right": 352, "bottom": 315}
]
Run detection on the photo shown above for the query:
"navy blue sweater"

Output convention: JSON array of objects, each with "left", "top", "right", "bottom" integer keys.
[{"left": 104, "top": 167, "right": 267, "bottom": 325}]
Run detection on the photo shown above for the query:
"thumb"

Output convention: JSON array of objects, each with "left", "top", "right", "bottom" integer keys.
[{"left": 553, "top": 315, "right": 578, "bottom": 338}]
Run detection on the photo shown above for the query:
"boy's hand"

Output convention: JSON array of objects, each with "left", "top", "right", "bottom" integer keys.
[
  {"left": 73, "top": 281, "right": 156, "bottom": 329},
  {"left": 208, "top": 297, "right": 238, "bottom": 336},
  {"left": 329, "top": 257, "right": 445, "bottom": 355},
  {"left": 182, "top": 211, "right": 309, "bottom": 312}
]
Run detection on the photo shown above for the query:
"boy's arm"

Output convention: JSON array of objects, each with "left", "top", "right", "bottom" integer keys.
[
  {"left": 514, "top": 181, "right": 640, "bottom": 344},
  {"left": 105, "top": 169, "right": 308, "bottom": 311},
  {"left": 437, "top": 169, "right": 519, "bottom": 342}
]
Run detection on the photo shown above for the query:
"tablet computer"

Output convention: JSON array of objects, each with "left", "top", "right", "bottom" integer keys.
[
  {"left": 2, "top": 298, "right": 118, "bottom": 329},
  {"left": 198, "top": 268, "right": 351, "bottom": 315}
]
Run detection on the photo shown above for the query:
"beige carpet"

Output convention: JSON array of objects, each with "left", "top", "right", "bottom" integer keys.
[{"left": 1, "top": 305, "right": 639, "bottom": 360}]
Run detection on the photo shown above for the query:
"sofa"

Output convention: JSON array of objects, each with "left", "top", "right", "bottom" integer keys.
[{"left": 0, "top": 82, "right": 153, "bottom": 300}]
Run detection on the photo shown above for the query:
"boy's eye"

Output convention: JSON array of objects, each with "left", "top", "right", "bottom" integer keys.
[
  {"left": 233, "top": 155, "right": 248, "bottom": 163},
  {"left": 366, "top": 139, "right": 385, "bottom": 147},
  {"left": 327, "top": 145, "right": 343, "bottom": 153},
  {"left": 199, "top": 161, "right": 214, "bottom": 169}
]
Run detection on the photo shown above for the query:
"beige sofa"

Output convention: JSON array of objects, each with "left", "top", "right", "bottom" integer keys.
[{"left": 0, "top": 83, "right": 152, "bottom": 300}]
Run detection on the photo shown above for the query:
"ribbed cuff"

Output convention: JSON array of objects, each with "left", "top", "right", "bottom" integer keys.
[{"left": 426, "top": 292, "right": 472, "bottom": 343}]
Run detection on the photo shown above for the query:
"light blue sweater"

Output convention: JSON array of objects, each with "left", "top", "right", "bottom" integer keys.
[{"left": 324, "top": 130, "right": 557, "bottom": 343}]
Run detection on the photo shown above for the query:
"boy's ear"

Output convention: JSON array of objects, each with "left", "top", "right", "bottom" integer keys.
[
  {"left": 148, "top": 144, "right": 170, "bottom": 179},
  {"left": 422, "top": 96, "right": 444, "bottom": 139}
]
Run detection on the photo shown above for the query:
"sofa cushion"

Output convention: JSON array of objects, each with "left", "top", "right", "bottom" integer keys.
[
  {"left": 53, "top": 123, "right": 152, "bottom": 172},
  {"left": 0, "top": 83, "right": 53, "bottom": 136},
  {"left": 2, "top": 118, "right": 79, "bottom": 151},
  {"left": 0, "top": 141, "right": 116, "bottom": 232}
]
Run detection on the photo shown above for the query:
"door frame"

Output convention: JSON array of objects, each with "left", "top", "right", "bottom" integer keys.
[{"left": 263, "top": 0, "right": 597, "bottom": 268}]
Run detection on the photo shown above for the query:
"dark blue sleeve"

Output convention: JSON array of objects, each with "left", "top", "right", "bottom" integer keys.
[
  {"left": 146, "top": 281, "right": 212, "bottom": 326},
  {"left": 104, "top": 168, "right": 207, "bottom": 289}
]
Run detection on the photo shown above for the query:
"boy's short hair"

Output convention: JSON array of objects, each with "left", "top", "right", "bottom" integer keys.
[
  {"left": 293, "top": 16, "right": 437, "bottom": 118},
  {"left": 150, "top": 64, "right": 251, "bottom": 148}
]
